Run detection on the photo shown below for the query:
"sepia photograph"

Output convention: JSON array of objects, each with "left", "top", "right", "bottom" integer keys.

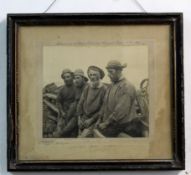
[
  {"left": 7, "top": 13, "right": 184, "bottom": 170},
  {"left": 42, "top": 44, "right": 149, "bottom": 138}
]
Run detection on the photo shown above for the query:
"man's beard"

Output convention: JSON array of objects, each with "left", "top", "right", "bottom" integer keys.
[{"left": 91, "top": 80, "right": 100, "bottom": 88}]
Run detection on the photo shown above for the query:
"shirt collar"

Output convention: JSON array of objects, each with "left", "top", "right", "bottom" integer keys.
[
  {"left": 119, "top": 75, "right": 125, "bottom": 81},
  {"left": 89, "top": 81, "right": 103, "bottom": 89},
  {"left": 112, "top": 76, "right": 125, "bottom": 84}
]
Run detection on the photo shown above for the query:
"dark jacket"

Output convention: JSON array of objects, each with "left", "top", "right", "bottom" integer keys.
[{"left": 100, "top": 78, "right": 137, "bottom": 125}]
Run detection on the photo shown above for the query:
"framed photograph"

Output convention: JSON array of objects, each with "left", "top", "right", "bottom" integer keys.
[{"left": 7, "top": 13, "right": 184, "bottom": 171}]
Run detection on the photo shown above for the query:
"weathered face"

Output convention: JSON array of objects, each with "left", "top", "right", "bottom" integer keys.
[
  {"left": 62, "top": 73, "right": 73, "bottom": 86},
  {"left": 74, "top": 75, "right": 84, "bottom": 87},
  {"left": 107, "top": 68, "right": 121, "bottom": 82},
  {"left": 88, "top": 69, "right": 101, "bottom": 82}
]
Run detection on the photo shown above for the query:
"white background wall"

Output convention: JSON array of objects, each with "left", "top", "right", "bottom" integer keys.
[{"left": 0, "top": 0, "right": 190, "bottom": 175}]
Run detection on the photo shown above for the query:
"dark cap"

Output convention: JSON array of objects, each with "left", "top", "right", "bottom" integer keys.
[
  {"left": 106, "top": 60, "right": 127, "bottom": 70},
  {"left": 87, "top": 66, "right": 105, "bottom": 79},
  {"left": 61, "top": 68, "right": 74, "bottom": 79},
  {"left": 74, "top": 69, "right": 88, "bottom": 81}
]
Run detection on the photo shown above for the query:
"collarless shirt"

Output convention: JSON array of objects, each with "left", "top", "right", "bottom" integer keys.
[
  {"left": 57, "top": 84, "right": 76, "bottom": 112},
  {"left": 101, "top": 78, "right": 137, "bottom": 124}
]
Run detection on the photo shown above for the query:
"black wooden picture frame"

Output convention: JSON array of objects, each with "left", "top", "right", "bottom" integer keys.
[{"left": 7, "top": 13, "right": 184, "bottom": 171}]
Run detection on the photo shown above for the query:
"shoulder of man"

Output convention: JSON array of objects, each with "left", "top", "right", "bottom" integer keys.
[
  {"left": 56, "top": 85, "right": 65, "bottom": 101},
  {"left": 120, "top": 79, "right": 136, "bottom": 95},
  {"left": 59, "top": 85, "right": 67, "bottom": 92},
  {"left": 58, "top": 84, "right": 72, "bottom": 97},
  {"left": 80, "top": 83, "right": 90, "bottom": 99},
  {"left": 83, "top": 83, "right": 90, "bottom": 91},
  {"left": 102, "top": 82, "right": 110, "bottom": 90},
  {"left": 83, "top": 82, "right": 88, "bottom": 88},
  {"left": 55, "top": 85, "right": 63, "bottom": 93}
]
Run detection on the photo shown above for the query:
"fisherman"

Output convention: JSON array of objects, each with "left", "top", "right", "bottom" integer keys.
[
  {"left": 73, "top": 69, "right": 88, "bottom": 102},
  {"left": 96, "top": 60, "right": 137, "bottom": 137},
  {"left": 77, "top": 66, "right": 107, "bottom": 137},
  {"left": 62, "top": 69, "right": 89, "bottom": 136},
  {"left": 53, "top": 68, "right": 76, "bottom": 137},
  {"left": 53, "top": 69, "right": 89, "bottom": 137}
]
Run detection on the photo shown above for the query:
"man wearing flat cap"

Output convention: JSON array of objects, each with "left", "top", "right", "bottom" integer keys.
[
  {"left": 53, "top": 68, "right": 77, "bottom": 137},
  {"left": 55, "top": 69, "right": 89, "bottom": 137},
  {"left": 73, "top": 69, "right": 88, "bottom": 102},
  {"left": 77, "top": 66, "right": 107, "bottom": 137},
  {"left": 96, "top": 60, "right": 137, "bottom": 137}
]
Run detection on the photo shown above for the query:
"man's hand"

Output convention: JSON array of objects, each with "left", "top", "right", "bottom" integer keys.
[
  {"left": 83, "top": 118, "right": 93, "bottom": 128},
  {"left": 95, "top": 118, "right": 101, "bottom": 128},
  {"left": 98, "top": 122, "right": 109, "bottom": 130}
]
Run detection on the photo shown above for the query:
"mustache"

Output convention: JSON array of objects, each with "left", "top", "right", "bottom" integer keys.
[{"left": 90, "top": 77, "right": 99, "bottom": 81}]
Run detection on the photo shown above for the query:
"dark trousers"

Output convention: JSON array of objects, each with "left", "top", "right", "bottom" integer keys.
[
  {"left": 98, "top": 119, "right": 148, "bottom": 137},
  {"left": 97, "top": 123, "right": 127, "bottom": 137}
]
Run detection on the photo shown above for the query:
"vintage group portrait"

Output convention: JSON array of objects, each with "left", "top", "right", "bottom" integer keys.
[
  {"left": 7, "top": 13, "right": 184, "bottom": 171},
  {"left": 42, "top": 44, "right": 149, "bottom": 139}
]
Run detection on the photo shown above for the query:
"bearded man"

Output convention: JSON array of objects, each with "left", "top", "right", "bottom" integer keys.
[{"left": 77, "top": 66, "right": 107, "bottom": 137}]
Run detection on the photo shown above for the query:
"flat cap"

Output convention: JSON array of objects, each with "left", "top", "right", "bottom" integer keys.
[
  {"left": 61, "top": 68, "right": 74, "bottom": 79},
  {"left": 87, "top": 66, "right": 105, "bottom": 79},
  {"left": 106, "top": 60, "right": 127, "bottom": 69},
  {"left": 74, "top": 69, "right": 88, "bottom": 81}
]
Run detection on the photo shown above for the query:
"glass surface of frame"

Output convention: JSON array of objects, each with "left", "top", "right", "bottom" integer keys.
[{"left": 7, "top": 13, "right": 184, "bottom": 171}]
